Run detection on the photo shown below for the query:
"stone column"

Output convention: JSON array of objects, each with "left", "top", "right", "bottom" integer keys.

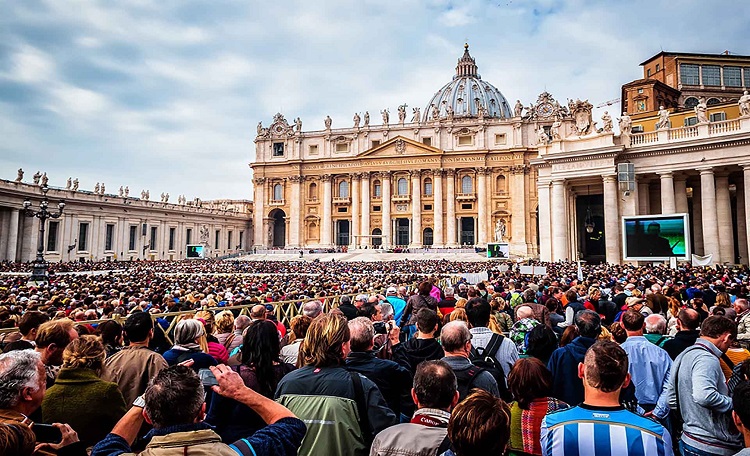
[
  {"left": 736, "top": 182, "right": 749, "bottom": 265},
  {"left": 350, "top": 173, "right": 360, "bottom": 248},
  {"left": 321, "top": 175, "right": 333, "bottom": 247},
  {"left": 477, "top": 169, "right": 487, "bottom": 246},
  {"left": 674, "top": 176, "right": 689, "bottom": 214},
  {"left": 743, "top": 165, "right": 750, "bottom": 264},
  {"left": 700, "top": 168, "right": 720, "bottom": 263},
  {"left": 445, "top": 169, "right": 457, "bottom": 247},
  {"left": 510, "top": 166, "right": 527, "bottom": 254},
  {"left": 638, "top": 181, "right": 650, "bottom": 215},
  {"left": 603, "top": 175, "right": 621, "bottom": 264},
  {"left": 537, "top": 180, "right": 552, "bottom": 261},
  {"left": 715, "top": 174, "right": 734, "bottom": 263},
  {"left": 550, "top": 179, "right": 569, "bottom": 261},
  {"left": 289, "top": 176, "right": 302, "bottom": 247},
  {"left": 659, "top": 172, "right": 676, "bottom": 214},
  {"left": 433, "top": 169, "right": 444, "bottom": 247},
  {"left": 381, "top": 172, "right": 392, "bottom": 248},
  {"left": 691, "top": 182, "right": 704, "bottom": 255},
  {"left": 410, "top": 170, "right": 422, "bottom": 247},
  {"left": 6, "top": 209, "right": 19, "bottom": 262},
  {"left": 253, "top": 178, "right": 265, "bottom": 247},
  {"left": 361, "top": 172, "right": 371, "bottom": 247}
]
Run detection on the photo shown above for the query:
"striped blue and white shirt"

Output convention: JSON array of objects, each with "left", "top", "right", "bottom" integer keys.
[{"left": 540, "top": 404, "right": 673, "bottom": 456}]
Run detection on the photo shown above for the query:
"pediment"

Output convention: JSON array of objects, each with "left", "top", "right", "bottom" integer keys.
[{"left": 358, "top": 136, "right": 442, "bottom": 158}]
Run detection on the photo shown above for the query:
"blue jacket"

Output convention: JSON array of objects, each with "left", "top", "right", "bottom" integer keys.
[{"left": 547, "top": 336, "right": 597, "bottom": 406}]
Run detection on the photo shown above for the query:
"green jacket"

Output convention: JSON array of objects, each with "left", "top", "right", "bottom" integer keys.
[{"left": 43, "top": 367, "right": 127, "bottom": 448}]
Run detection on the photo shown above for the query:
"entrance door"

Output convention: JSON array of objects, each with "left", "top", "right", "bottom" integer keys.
[
  {"left": 271, "top": 209, "right": 286, "bottom": 247},
  {"left": 460, "top": 217, "right": 475, "bottom": 245},
  {"left": 396, "top": 219, "right": 410, "bottom": 246},
  {"left": 372, "top": 229, "right": 383, "bottom": 247},
  {"left": 336, "top": 220, "right": 350, "bottom": 246}
]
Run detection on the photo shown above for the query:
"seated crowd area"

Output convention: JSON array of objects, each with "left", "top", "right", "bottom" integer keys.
[{"left": 2, "top": 258, "right": 750, "bottom": 455}]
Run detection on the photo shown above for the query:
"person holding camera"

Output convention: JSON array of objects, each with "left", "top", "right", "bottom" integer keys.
[{"left": 345, "top": 317, "right": 412, "bottom": 420}]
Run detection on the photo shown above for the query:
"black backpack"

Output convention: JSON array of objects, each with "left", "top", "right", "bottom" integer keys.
[{"left": 455, "top": 333, "right": 510, "bottom": 401}]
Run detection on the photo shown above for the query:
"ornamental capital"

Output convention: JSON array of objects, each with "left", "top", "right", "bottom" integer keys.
[{"left": 253, "top": 177, "right": 266, "bottom": 185}]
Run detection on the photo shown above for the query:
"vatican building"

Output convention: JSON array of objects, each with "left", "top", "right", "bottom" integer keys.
[{"left": 252, "top": 45, "right": 750, "bottom": 265}]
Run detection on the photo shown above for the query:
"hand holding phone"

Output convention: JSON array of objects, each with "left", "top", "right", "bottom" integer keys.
[{"left": 198, "top": 368, "right": 219, "bottom": 387}]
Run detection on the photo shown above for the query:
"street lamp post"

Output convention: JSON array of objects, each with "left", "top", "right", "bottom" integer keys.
[{"left": 23, "top": 185, "right": 65, "bottom": 282}]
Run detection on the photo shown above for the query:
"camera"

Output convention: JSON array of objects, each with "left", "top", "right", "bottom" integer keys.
[{"left": 373, "top": 321, "right": 394, "bottom": 335}]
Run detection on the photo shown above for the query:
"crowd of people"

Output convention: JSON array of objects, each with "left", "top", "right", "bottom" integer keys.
[{"left": 2, "top": 258, "right": 750, "bottom": 455}]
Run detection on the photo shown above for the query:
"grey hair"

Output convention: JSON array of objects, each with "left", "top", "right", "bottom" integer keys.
[
  {"left": 380, "top": 303, "right": 394, "bottom": 320},
  {"left": 0, "top": 350, "right": 43, "bottom": 409},
  {"left": 445, "top": 287, "right": 455, "bottom": 297},
  {"left": 303, "top": 301, "right": 323, "bottom": 318},
  {"left": 348, "top": 317, "right": 375, "bottom": 352},
  {"left": 234, "top": 315, "right": 251, "bottom": 331},
  {"left": 355, "top": 294, "right": 369, "bottom": 303},
  {"left": 440, "top": 321, "right": 471, "bottom": 353},
  {"left": 644, "top": 314, "right": 667, "bottom": 335},
  {"left": 173, "top": 319, "right": 205, "bottom": 345}
]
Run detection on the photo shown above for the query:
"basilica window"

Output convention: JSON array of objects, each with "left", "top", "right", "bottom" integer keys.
[
  {"left": 745, "top": 68, "right": 750, "bottom": 88},
  {"left": 308, "top": 182, "right": 318, "bottom": 200},
  {"left": 422, "top": 137, "right": 432, "bottom": 146},
  {"left": 309, "top": 144, "right": 319, "bottom": 155},
  {"left": 335, "top": 143, "right": 348, "bottom": 153},
  {"left": 373, "top": 180, "right": 382, "bottom": 198},
  {"left": 339, "top": 181, "right": 349, "bottom": 198},
  {"left": 458, "top": 135, "right": 473, "bottom": 146},
  {"left": 273, "top": 184, "right": 283, "bottom": 201},
  {"left": 724, "top": 67, "right": 742, "bottom": 87},
  {"left": 680, "top": 64, "right": 699, "bottom": 85},
  {"left": 684, "top": 117, "right": 698, "bottom": 127},
  {"left": 496, "top": 175, "right": 507, "bottom": 194},
  {"left": 684, "top": 97, "right": 699, "bottom": 109},
  {"left": 710, "top": 112, "right": 726, "bottom": 122},
  {"left": 424, "top": 178, "right": 433, "bottom": 196},
  {"left": 397, "top": 178, "right": 408, "bottom": 196},
  {"left": 494, "top": 134, "right": 506, "bottom": 145},
  {"left": 702, "top": 65, "right": 721, "bottom": 86},
  {"left": 707, "top": 98, "right": 721, "bottom": 106},
  {"left": 461, "top": 176, "right": 473, "bottom": 194}
]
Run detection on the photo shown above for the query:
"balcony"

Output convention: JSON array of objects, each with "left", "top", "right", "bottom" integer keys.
[
  {"left": 391, "top": 194, "right": 411, "bottom": 203},
  {"left": 456, "top": 193, "right": 476, "bottom": 201},
  {"left": 332, "top": 196, "right": 351, "bottom": 205},
  {"left": 269, "top": 199, "right": 285, "bottom": 206}
]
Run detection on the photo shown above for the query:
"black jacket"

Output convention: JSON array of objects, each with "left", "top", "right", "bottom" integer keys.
[
  {"left": 662, "top": 330, "right": 700, "bottom": 360},
  {"left": 338, "top": 302, "right": 359, "bottom": 321},
  {"left": 345, "top": 351, "right": 412, "bottom": 417},
  {"left": 392, "top": 338, "right": 445, "bottom": 375}
]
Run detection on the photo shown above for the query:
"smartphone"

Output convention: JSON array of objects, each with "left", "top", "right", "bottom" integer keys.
[
  {"left": 32, "top": 423, "right": 62, "bottom": 444},
  {"left": 198, "top": 368, "right": 218, "bottom": 387}
]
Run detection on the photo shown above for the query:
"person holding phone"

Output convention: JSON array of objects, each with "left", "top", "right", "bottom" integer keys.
[{"left": 0, "top": 350, "right": 85, "bottom": 455}]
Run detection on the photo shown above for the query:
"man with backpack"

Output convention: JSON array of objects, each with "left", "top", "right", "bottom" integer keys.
[
  {"left": 440, "top": 321, "right": 500, "bottom": 401},
  {"left": 465, "top": 298, "right": 518, "bottom": 383}
]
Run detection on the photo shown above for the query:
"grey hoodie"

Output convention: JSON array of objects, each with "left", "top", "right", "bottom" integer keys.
[{"left": 663, "top": 338, "right": 742, "bottom": 455}]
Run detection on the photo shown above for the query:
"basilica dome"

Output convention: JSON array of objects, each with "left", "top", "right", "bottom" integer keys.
[{"left": 423, "top": 44, "right": 512, "bottom": 122}]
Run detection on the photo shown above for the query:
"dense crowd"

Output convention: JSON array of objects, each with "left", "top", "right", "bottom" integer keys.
[{"left": 2, "top": 258, "right": 750, "bottom": 455}]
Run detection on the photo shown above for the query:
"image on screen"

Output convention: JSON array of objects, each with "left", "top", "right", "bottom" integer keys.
[
  {"left": 623, "top": 215, "right": 688, "bottom": 259},
  {"left": 487, "top": 243, "right": 510, "bottom": 259},
  {"left": 186, "top": 245, "right": 204, "bottom": 259}
]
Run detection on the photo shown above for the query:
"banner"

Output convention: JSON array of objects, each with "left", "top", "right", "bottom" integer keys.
[
  {"left": 461, "top": 271, "right": 488, "bottom": 284},
  {"left": 691, "top": 254, "right": 713, "bottom": 266}
]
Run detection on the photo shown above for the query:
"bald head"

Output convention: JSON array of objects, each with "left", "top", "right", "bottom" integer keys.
[
  {"left": 516, "top": 305, "right": 534, "bottom": 320},
  {"left": 303, "top": 301, "right": 323, "bottom": 319},
  {"left": 677, "top": 308, "right": 700, "bottom": 331},
  {"left": 440, "top": 321, "right": 471, "bottom": 354},
  {"left": 250, "top": 305, "right": 267, "bottom": 320},
  {"left": 644, "top": 314, "right": 667, "bottom": 335}
]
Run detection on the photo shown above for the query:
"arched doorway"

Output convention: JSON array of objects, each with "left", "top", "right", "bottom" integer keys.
[
  {"left": 372, "top": 228, "right": 383, "bottom": 247},
  {"left": 423, "top": 228, "right": 434, "bottom": 246},
  {"left": 269, "top": 209, "right": 286, "bottom": 247}
]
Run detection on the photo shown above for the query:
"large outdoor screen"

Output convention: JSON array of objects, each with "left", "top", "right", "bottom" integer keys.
[
  {"left": 622, "top": 214, "right": 690, "bottom": 261},
  {"left": 186, "top": 244, "right": 205, "bottom": 259}
]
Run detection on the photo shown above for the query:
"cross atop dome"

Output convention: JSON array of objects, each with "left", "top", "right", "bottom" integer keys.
[{"left": 455, "top": 43, "right": 479, "bottom": 79}]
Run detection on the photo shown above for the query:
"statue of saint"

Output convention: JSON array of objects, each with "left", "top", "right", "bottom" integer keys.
[
  {"left": 16, "top": 169, "right": 23, "bottom": 182},
  {"left": 445, "top": 105, "right": 454, "bottom": 121},
  {"left": 100, "top": 183, "right": 105, "bottom": 194},
  {"left": 165, "top": 193, "right": 169, "bottom": 203},
  {"left": 537, "top": 127, "right": 549, "bottom": 145},
  {"left": 601, "top": 111, "right": 613, "bottom": 132},
  {"left": 412, "top": 107, "right": 421, "bottom": 123},
  {"left": 655, "top": 106, "right": 670, "bottom": 129},
  {"left": 119, "top": 186, "right": 124, "bottom": 197},
  {"left": 145, "top": 190, "right": 150, "bottom": 200},
  {"left": 295, "top": 117, "right": 302, "bottom": 132},
  {"left": 72, "top": 179, "right": 79, "bottom": 191},
  {"left": 551, "top": 117, "right": 562, "bottom": 140},
  {"left": 514, "top": 100, "right": 523, "bottom": 117},
  {"left": 353, "top": 112, "right": 361, "bottom": 128},
  {"left": 40, "top": 173, "right": 48, "bottom": 187},
  {"left": 695, "top": 97, "right": 709, "bottom": 124},
  {"left": 66, "top": 177, "right": 72, "bottom": 189},
  {"left": 740, "top": 91, "right": 750, "bottom": 117},
  {"left": 398, "top": 105, "right": 406, "bottom": 124},
  {"left": 431, "top": 104, "right": 439, "bottom": 121},
  {"left": 494, "top": 219, "right": 507, "bottom": 242},
  {"left": 95, "top": 182, "right": 100, "bottom": 193},
  {"left": 160, "top": 192, "right": 165, "bottom": 202},
  {"left": 618, "top": 112, "right": 632, "bottom": 135},
  {"left": 33, "top": 171, "right": 41, "bottom": 185},
  {"left": 257, "top": 121, "right": 263, "bottom": 135},
  {"left": 124, "top": 186, "right": 129, "bottom": 197},
  {"left": 363, "top": 111, "right": 370, "bottom": 127},
  {"left": 381, "top": 109, "right": 389, "bottom": 125},
  {"left": 324, "top": 115, "right": 332, "bottom": 129}
]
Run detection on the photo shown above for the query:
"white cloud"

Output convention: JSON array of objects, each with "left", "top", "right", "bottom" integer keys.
[
  {"left": 439, "top": 6, "right": 475, "bottom": 27},
  {"left": 8, "top": 45, "right": 56, "bottom": 83}
]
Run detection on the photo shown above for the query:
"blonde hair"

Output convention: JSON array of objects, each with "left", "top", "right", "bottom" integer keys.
[
  {"left": 62, "top": 335, "right": 105, "bottom": 372},
  {"left": 215, "top": 311, "right": 235, "bottom": 334},
  {"left": 449, "top": 308, "right": 468, "bottom": 323},
  {"left": 300, "top": 313, "right": 350, "bottom": 367}
]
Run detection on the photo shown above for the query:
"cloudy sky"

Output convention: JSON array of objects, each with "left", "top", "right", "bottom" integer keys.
[{"left": 1, "top": 0, "right": 747, "bottom": 201}]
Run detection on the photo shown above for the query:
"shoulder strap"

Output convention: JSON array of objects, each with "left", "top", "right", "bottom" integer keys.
[
  {"left": 223, "top": 333, "right": 236, "bottom": 349},
  {"left": 436, "top": 434, "right": 452, "bottom": 454},
  {"left": 721, "top": 353, "right": 736, "bottom": 370},
  {"left": 465, "top": 365, "right": 484, "bottom": 389},
  {"left": 483, "top": 333, "right": 504, "bottom": 358},
  {"left": 175, "top": 350, "right": 194, "bottom": 364},
  {"left": 349, "top": 371, "right": 372, "bottom": 443}
]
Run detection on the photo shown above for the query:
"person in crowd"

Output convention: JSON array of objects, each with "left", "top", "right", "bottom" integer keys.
[
  {"left": 547, "top": 309, "right": 601, "bottom": 406},
  {"left": 385, "top": 287, "right": 407, "bottom": 324},
  {"left": 228, "top": 315, "right": 252, "bottom": 354},
  {"left": 560, "top": 289, "right": 585, "bottom": 328},
  {"left": 659, "top": 316, "right": 742, "bottom": 455},
  {"left": 392, "top": 308, "right": 444, "bottom": 375},
  {"left": 438, "top": 286, "right": 458, "bottom": 318},
  {"left": 91, "top": 364, "right": 306, "bottom": 456},
  {"left": 721, "top": 339, "right": 750, "bottom": 379},
  {"left": 648, "top": 283, "right": 670, "bottom": 315},
  {"left": 337, "top": 295, "right": 359, "bottom": 321},
  {"left": 302, "top": 300, "right": 323, "bottom": 319},
  {"left": 207, "top": 320, "right": 295, "bottom": 443},
  {"left": 250, "top": 304, "right": 268, "bottom": 322},
  {"left": 0, "top": 420, "right": 36, "bottom": 456},
  {"left": 443, "top": 390, "right": 511, "bottom": 456},
  {"left": 214, "top": 310, "right": 236, "bottom": 348},
  {"left": 620, "top": 310, "right": 672, "bottom": 413},
  {"left": 17, "top": 311, "right": 50, "bottom": 347},
  {"left": 43, "top": 335, "right": 127, "bottom": 447},
  {"left": 490, "top": 294, "right": 514, "bottom": 333},
  {"left": 644, "top": 313, "right": 670, "bottom": 347},
  {"left": 35, "top": 318, "right": 79, "bottom": 387},
  {"left": 0, "top": 350, "right": 85, "bottom": 455},
  {"left": 583, "top": 286, "right": 600, "bottom": 312},
  {"left": 98, "top": 320, "right": 123, "bottom": 358},
  {"left": 370, "top": 360, "right": 458, "bottom": 456},
  {"left": 507, "top": 358, "right": 568, "bottom": 456},
  {"left": 541, "top": 341, "right": 672, "bottom": 456},
  {"left": 662, "top": 308, "right": 701, "bottom": 360},
  {"left": 162, "top": 319, "right": 217, "bottom": 371},
  {"left": 509, "top": 305, "right": 540, "bottom": 355},
  {"left": 732, "top": 381, "right": 750, "bottom": 455},
  {"left": 345, "top": 317, "right": 411, "bottom": 418},
  {"left": 465, "top": 298, "right": 518, "bottom": 380},
  {"left": 626, "top": 296, "right": 653, "bottom": 317},
  {"left": 275, "top": 313, "right": 397, "bottom": 455},
  {"left": 525, "top": 324, "right": 559, "bottom": 365},
  {"left": 400, "top": 281, "right": 439, "bottom": 338},
  {"left": 736, "top": 298, "right": 750, "bottom": 342},
  {"left": 195, "top": 310, "right": 229, "bottom": 364},
  {"left": 103, "top": 311, "right": 168, "bottom": 406},
  {"left": 440, "top": 320, "right": 499, "bottom": 400},
  {"left": 280, "top": 315, "right": 311, "bottom": 365}
]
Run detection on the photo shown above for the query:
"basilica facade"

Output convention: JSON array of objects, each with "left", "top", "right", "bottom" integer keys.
[{"left": 251, "top": 45, "right": 566, "bottom": 256}]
